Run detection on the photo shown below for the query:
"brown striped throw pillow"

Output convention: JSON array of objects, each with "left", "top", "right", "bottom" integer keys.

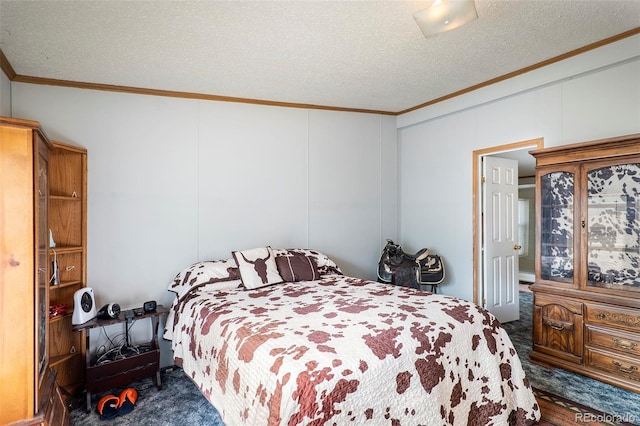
[{"left": 275, "top": 254, "right": 319, "bottom": 282}]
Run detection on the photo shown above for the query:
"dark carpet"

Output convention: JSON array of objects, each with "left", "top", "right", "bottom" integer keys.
[
  {"left": 71, "top": 291, "right": 640, "bottom": 425},
  {"left": 502, "top": 290, "right": 640, "bottom": 425},
  {"left": 70, "top": 367, "right": 224, "bottom": 425}
]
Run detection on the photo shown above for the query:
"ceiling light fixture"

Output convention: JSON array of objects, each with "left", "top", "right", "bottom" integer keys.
[{"left": 413, "top": 0, "right": 478, "bottom": 38}]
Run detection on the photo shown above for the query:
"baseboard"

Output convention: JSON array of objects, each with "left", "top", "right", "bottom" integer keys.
[{"left": 519, "top": 272, "right": 535, "bottom": 283}]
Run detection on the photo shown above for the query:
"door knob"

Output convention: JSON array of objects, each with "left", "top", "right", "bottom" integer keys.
[{"left": 514, "top": 244, "right": 522, "bottom": 250}]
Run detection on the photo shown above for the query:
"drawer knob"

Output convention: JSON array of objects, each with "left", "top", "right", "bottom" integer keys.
[
  {"left": 612, "top": 360, "right": 638, "bottom": 374},
  {"left": 613, "top": 337, "right": 637, "bottom": 350},
  {"left": 595, "top": 313, "right": 607, "bottom": 320}
]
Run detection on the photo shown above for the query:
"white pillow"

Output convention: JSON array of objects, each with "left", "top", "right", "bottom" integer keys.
[
  {"left": 232, "top": 247, "right": 283, "bottom": 289},
  {"left": 168, "top": 259, "right": 241, "bottom": 300}
]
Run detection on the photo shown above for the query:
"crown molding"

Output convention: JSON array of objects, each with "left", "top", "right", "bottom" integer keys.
[
  {"left": 397, "top": 26, "right": 640, "bottom": 116},
  {"left": 2, "top": 26, "right": 639, "bottom": 116},
  {"left": 0, "top": 49, "right": 17, "bottom": 80},
  {"left": 10, "top": 74, "right": 396, "bottom": 116}
]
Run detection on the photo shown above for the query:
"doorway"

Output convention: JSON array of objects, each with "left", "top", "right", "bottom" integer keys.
[{"left": 472, "top": 138, "right": 543, "bottom": 321}]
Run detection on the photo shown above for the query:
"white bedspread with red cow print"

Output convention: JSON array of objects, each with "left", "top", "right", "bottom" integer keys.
[{"left": 166, "top": 276, "right": 540, "bottom": 425}]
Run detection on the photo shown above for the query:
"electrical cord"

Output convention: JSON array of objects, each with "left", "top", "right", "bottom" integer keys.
[
  {"left": 95, "top": 344, "right": 141, "bottom": 365},
  {"left": 93, "top": 320, "right": 145, "bottom": 365}
]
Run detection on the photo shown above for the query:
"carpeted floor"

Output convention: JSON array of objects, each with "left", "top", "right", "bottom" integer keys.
[
  {"left": 70, "top": 367, "right": 224, "bottom": 425},
  {"left": 71, "top": 290, "right": 640, "bottom": 425},
  {"left": 502, "top": 290, "right": 640, "bottom": 425}
]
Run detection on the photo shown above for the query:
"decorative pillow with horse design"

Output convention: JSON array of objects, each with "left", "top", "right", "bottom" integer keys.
[{"left": 233, "top": 247, "right": 283, "bottom": 289}]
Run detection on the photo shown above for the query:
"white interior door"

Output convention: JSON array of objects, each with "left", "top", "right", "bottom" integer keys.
[{"left": 482, "top": 156, "right": 520, "bottom": 323}]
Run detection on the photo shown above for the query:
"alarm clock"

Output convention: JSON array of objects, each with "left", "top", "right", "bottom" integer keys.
[
  {"left": 72, "top": 287, "right": 97, "bottom": 325},
  {"left": 143, "top": 300, "right": 157, "bottom": 313}
]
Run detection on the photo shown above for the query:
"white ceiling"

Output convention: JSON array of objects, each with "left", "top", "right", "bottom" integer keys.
[{"left": 1, "top": 1, "right": 639, "bottom": 114}]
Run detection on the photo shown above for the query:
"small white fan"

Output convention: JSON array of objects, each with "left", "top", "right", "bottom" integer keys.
[{"left": 72, "top": 287, "right": 97, "bottom": 325}]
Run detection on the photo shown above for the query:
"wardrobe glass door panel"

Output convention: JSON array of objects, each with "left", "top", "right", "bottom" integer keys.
[
  {"left": 36, "top": 137, "right": 49, "bottom": 389},
  {"left": 586, "top": 161, "right": 640, "bottom": 293},
  {"left": 539, "top": 170, "right": 575, "bottom": 284}
]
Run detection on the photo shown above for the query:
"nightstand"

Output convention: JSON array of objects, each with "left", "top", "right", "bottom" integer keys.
[{"left": 73, "top": 305, "right": 168, "bottom": 412}]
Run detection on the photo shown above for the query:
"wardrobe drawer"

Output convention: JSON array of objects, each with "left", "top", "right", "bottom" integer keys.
[
  {"left": 586, "top": 347, "right": 640, "bottom": 382},
  {"left": 535, "top": 293, "right": 583, "bottom": 314},
  {"left": 585, "top": 303, "right": 640, "bottom": 332},
  {"left": 586, "top": 326, "right": 640, "bottom": 357},
  {"left": 533, "top": 295, "right": 583, "bottom": 362}
]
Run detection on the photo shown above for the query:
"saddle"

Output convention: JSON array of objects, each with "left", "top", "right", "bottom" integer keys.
[{"left": 377, "top": 239, "right": 445, "bottom": 291}]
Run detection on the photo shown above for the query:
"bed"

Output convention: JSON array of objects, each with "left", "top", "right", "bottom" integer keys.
[{"left": 163, "top": 248, "right": 540, "bottom": 425}]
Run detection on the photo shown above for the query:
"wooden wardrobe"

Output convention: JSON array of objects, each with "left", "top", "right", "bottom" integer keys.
[
  {"left": 530, "top": 133, "right": 640, "bottom": 394},
  {"left": 0, "top": 117, "right": 72, "bottom": 425}
]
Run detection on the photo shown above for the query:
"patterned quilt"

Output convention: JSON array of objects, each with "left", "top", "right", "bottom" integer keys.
[{"left": 165, "top": 275, "right": 540, "bottom": 425}]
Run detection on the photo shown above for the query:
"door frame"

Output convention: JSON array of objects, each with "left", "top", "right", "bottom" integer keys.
[{"left": 472, "top": 138, "right": 543, "bottom": 306}]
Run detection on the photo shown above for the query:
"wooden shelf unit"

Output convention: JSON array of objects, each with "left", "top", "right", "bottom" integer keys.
[
  {"left": 48, "top": 140, "right": 88, "bottom": 396},
  {"left": 0, "top": 117, "right": 69, "bottom": 425}
]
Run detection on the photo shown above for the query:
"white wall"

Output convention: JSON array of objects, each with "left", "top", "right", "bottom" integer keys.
[
  {"left": 11, "top": 32, "right": 639, "bottom": 360},
  {"left": 12, "top": 85, "right": 397, "bottom": 365},
  {"left": 397, "top": 34, "right": 640, "bottom": 301},
  {"left": 0, "top": 70, "right": 10, "bottom": 116}
]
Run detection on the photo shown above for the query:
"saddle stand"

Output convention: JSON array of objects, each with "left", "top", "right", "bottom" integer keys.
[{"left": 377, "top": 239, "right": 445, "bottom": 292}]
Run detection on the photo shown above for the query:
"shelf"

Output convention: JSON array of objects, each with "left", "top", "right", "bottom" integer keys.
[
  {"left": 589, "top": 203, "right": 637, "bottom": 209},
  {"left": 541, "top": 244, "right": 572, "bottom": 249},
  {"left": 49, "top": 351, "right": 81, "bottom": 368},
  {"left": 49, "top": 312, "right": 73, "bottom": 324},
  {"left": 50, "top": 246, "right": 83, "bottom": 254},
  {"left": 49, "top": 140, "right": 88, "bottom": 400},
  {"left": 86, "top": 350, "right": 160, "bottom": 395},
  {"left": 50, "top": 195, "right": 82, "bottom": 201},
  {"left": 588, "top": 246, "right": 640, "bottom": 254},
  {"left": 50, "top": 280, "right": 82, "bottom": 290},
  {"left": 541, "top": 204, "right": 573, "bottom": 209},
  {"left": 73, "top": 306, "right": 169, "bottom": 331}
]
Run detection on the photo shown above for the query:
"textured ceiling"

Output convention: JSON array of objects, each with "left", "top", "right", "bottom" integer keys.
[{"left": 1, "top": 0, "right": 639, "bottom": 113}]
